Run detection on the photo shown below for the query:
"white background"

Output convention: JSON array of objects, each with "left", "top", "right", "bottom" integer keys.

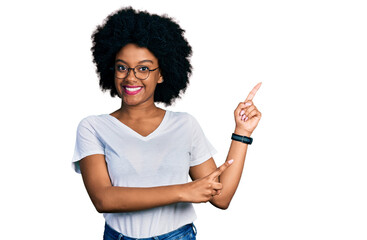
[{"left": 1, "top": 0, "right": 366, "bottom": 239}]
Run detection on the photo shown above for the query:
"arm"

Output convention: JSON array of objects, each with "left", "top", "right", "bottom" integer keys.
[
  {"left": 190, "top": 83, "right": 262, "bottom": 210},
  {"left": 79, "top": 154, "right": 230, "bottom": 213},
  {"left": 78, "top": 84, "right": 262, "bottom": 213},
  {"left": 79, "top": 154, "right": 183, "bottom": 213}
]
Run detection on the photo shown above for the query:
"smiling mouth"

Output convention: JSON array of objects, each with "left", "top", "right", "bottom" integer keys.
[{"left": 123, "top": 86, "right": 143, "bottom": 95}]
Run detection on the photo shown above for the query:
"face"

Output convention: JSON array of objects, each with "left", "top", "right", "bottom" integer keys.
[{"left": 114, "top": 43, "right": 163, "bottom": 107}]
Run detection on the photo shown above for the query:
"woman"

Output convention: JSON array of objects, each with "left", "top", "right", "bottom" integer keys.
[{"left": 72, "top": 7, "right": 262, "bottom": 240}]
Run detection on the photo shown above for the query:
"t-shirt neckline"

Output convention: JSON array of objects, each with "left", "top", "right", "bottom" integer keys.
[{"left": 103, "top": 110, "right": 170, "bottom": 141}]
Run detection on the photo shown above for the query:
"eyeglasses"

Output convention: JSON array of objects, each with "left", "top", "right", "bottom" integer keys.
[{"left": 114, "top": 64, "right": 159, "bottom": 80}]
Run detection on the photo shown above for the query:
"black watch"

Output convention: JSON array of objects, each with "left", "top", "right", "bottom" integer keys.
[{"left": 231, "top": 133, "right": 253, "bottom": 145}]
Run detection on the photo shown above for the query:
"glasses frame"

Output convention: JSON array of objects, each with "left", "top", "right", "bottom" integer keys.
[{"left": 114, "top": 64, "right": 160, "bottom": 80}]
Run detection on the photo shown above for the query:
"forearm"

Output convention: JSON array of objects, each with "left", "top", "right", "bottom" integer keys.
[
  {"left": 95, "top": 184, "right": 185, "bottom": 213},
  {"left": 211, "top": 128, "right": 250, "bottom": 209}
]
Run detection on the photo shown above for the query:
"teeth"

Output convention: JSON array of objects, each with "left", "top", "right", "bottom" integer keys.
[{"left": 125, "top": 87, "right": 142, "bottom": 92}]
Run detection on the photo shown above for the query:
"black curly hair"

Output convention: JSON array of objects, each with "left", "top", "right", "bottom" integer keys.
[{"left": 91, "top": 7, "right": 193, "bottom": 106}]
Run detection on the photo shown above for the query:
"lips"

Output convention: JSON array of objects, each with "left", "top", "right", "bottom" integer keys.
[{"left": 123, "top": 86, "right": 143, "bottom": 95}]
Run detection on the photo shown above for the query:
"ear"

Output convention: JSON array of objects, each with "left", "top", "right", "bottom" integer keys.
[{"left": 157, "top": 71, "right": 164, "bottom": 84}]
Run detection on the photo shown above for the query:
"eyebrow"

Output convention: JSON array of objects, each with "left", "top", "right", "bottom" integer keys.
[{"left": 115, "top": 59, "right": 154, "bottom": 64}]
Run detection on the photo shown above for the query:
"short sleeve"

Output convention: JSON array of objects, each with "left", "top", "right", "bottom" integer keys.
[
  {"left": 71, "top": 117, "right": 105, "bottom": 173},
  {"left": 189, "top": 115, "right": 217, "bottom": 166}
]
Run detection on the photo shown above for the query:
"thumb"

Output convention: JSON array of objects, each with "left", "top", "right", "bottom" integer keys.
[{"left": 210, "top": 159, "right": 234, "bottom": 179}]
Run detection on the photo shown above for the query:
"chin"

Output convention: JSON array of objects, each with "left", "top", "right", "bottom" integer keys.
[{"left": 122, "top": 98, "right": 139, "bottom": 106}]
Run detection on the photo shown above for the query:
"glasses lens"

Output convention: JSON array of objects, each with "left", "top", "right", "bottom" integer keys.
[
  {"left": 115, "top": 64, "right": 128, "bottom": 79},
  {"left": 135, "top": 65, "right": 150, "bottom": 80},
  {"left": 115, "top": 65, "right": 151, "bottom": 80}
]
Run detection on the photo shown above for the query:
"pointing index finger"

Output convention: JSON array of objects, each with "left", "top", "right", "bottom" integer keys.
[
  {"left": 210, "top": 159, "right": 234, "bottom": 179},
  {"left": 245, "top": 82, "right": 262, "bottom": 102}
]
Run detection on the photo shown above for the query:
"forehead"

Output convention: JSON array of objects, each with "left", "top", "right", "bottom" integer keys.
[{"left": 115, "top": 43, "right": 158, "bottom": 64}]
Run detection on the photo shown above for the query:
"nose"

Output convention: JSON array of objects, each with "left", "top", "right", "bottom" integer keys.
[{"left": 125, "top": 68, "right": 138, "bottom": 81}]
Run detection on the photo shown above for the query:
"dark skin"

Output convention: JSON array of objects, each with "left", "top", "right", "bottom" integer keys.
[
  {"left": 79, "top": 43, "right": 262, "bottom": 213},
  {"left": 109, "top": 108, "right": 165, "bottom": 137},
  {"left": 109, "top": 43, "right": 165, "bottom": 137}
]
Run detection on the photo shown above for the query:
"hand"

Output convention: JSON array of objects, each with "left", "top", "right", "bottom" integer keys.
[
  {"left": 234, "top": 82, "right": 262, "bottom": 136},
  {"left": 182, "top": 160, "right": 234, "bottom": 203}
]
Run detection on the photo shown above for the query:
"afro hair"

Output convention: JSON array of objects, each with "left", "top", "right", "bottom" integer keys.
[{"left": 91, "top": 7, "right": 193, "bottom": 106}]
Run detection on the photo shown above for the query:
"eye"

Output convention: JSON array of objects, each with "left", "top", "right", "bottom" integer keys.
[
  {"left": 116, "top": 64, "right": 128, "bottom": 72},
  {"left": 137, "top": 66, "right": 149, "bottom": 72}
]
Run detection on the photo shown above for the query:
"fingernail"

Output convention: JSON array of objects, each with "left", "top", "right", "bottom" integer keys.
[
  {"left": 241, "top": 114, "right": 246, "bottom": 120},
  {"left": 245, "top": 102, "right": 252, "bottom": 106},
  {"left": 228, "top": 159, "right": 234, "bottom": 164},
  {"left": 240, "top": 110, "right": 245, "bottom": 116},
  {"left": 245, "top": 117, "right": 248, "bottom": 121}
]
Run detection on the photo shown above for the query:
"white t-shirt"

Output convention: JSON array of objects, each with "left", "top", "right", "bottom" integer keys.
[{"left": 72, "top": 110, "right": 216, "bottom": 238}]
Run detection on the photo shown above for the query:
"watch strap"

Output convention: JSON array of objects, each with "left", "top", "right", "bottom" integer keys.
[{"left": 231, "top": 133, "right": 253, "bottom": 145}]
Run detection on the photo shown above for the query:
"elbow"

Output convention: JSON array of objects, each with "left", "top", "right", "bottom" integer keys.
[
  {"left": 94, "top": 198, "right": 106, "bottom": 213},
  {"left": 95, "top": 204, "right": 105, "bottom": 214},
  {"left": 216, "top": 203, "right": 230, "bottom": 210},
  {"left": 211, "top": 199, "right": 231, "bottom": 210},
  {"left": 91, "top": 188, "right": 117, "bottom": 213},
  {"left": 93, "top": 196, "right": 129, "bottom": 213},
  {"left": 95, "top": 201, "right": 115, "bottom": 213},
  {"left": 92, "top": 195, "right": 112, "bottom": 213}
]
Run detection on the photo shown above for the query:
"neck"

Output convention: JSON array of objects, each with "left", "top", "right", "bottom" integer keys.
[{"left": 117, "top": 100, "right": 161, "bottom": 120}]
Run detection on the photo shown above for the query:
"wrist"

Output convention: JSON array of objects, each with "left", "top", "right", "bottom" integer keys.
[
  {"left": 178, "top": 183, "right": 191, "bottom": 202},
  {"left": 234, "top": 128, "right": 252, "bottom": 137}
]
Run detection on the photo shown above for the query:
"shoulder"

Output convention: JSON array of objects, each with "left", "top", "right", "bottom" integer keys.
[
  {"left": 166, "top": 110, "right": 196, "bottom": 122},
  {"left": 165, "top": 110, "right": 202, "bottom": 130},
  {"left": 76, "top": 114, "right": 108, "bottom": 129}
]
